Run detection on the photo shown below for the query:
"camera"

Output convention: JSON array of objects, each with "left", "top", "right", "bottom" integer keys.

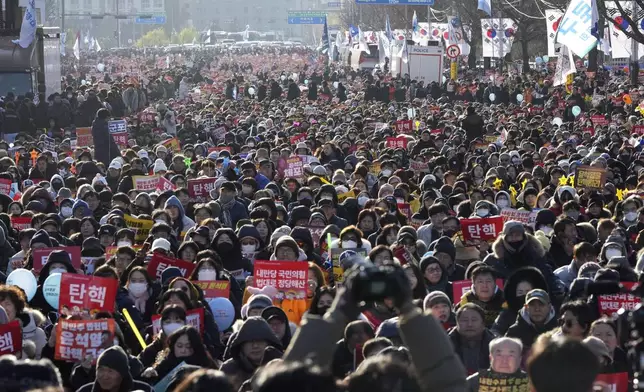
[{"left": 351, "top": 264, "right": 408, "bottom": 303}]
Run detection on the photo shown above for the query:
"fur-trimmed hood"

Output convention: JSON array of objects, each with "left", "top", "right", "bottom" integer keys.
[{"left": 492, "top": 233, "right": 546, "bottom": 261}]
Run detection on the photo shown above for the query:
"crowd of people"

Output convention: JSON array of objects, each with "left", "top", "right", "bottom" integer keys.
[{"left": 0, "top": 42, "right": 641, "bottom": 392}]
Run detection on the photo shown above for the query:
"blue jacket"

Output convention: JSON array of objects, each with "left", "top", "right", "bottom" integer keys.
[
  {"left": 254, "top": 173, "right": 270, "bottom": 189},
  {"left": 216, "top": 199, "right": 248, "bottom": 229}
]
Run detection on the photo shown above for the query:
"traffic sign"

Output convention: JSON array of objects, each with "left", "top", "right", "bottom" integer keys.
[
  {"left": 288, "top": 16, "right": 326, "bottom": 24},
  {"left": 355, "top": 0, "right": 435, "bottom": 5},
  {"left": 135, "top": 15, "right": 166, "bottom": 24},
  {"left": 446, "top": 44, "right": 461, "bottom": 59}
]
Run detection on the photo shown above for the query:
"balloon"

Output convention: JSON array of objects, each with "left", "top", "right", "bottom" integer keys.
[
  {"left": 208, "top": 297, "right": 235, "bottom": 331},
  {"left": 624, "top": 94, "right": 633, "bottom": 105},
  {"left": 516, "top": 94, "right": 524, "bottom": 103},
  {"left": 81, "top": 80, "right": 87, "bottom": 86},
  {"left": 333, "top": 82, "right": 339, "bottom": 89},
  {"left": 280, "top": 75, "right": 286, "bottom": 81},
  {"left": 7, "top": 269, "right": 37, "bottom": 301},
  {"left": 96, "top": 63, "right": 105, "bottom": 72},
  {"left": 292, "top": 73, "right": 298, "bottom": 81},
  {"left": 407, "top": 108, "right": 416, "bottom": 118},
  {"left": 572, "top": 106, "right": 582, "bottom": 117},
  {"left": 535, "top": 57, "right": 543, "bottom": 64},
  {"left": 304, "top": 80, "right": 309, "bottom": 85},
  {"left": 552, "top": 117, "right": 563, "bottom": 126},
  {"left": 542, "top": 55, "right": 549, "bottom": 62},
  {"left": 489, "top": 93, "right": 496, "bottom": 102},
  {"left": 248, "top": 87, "right": 256, "bottom": 96},
  {"left": 43, "top": 273, "right": 62, "bottom": 309}
]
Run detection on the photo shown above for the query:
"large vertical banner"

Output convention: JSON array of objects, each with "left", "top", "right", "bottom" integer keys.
[
  {"left": 546, "top": 9, "right": 564, "bottom": 56},
  {"left": 555, "top": 0, "right": 597, "bottom": 57}
]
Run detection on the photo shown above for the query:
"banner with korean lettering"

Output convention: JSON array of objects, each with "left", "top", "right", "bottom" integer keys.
[
  {"left": 477, "top": 369, "right": 529, "bottom": 392},
  {"left": 156, "top": 176, "right": 176, "bottom": 192},
  {"left": 305, "top": 225, "right": 325, "bottom": 251},
  {"left": 33, "top": 247, "right": 82, "bottom": 272},
  {"left": 595, "top": 373, "right": 628, "bottom": 392},
  {"left": 555, "top": 0, "right": 596, "bottom": 57},
  {"left": 55, "top": 319, "right": 115, "bottom": 362},
  {"left": 210, "top": 126, "right": 227, "bottom": 142},
  {"left": 161, "top": 138, "right": 180, "bottom": 153},
  {"left": 59, "top": 273, "right": 118, "bottom": 315},
  {"left": 598, "top": 282, "right": 640, "bottom": 316},
  {"left": 108, "top": 119, "right": 127, "bottom": 134},
  {"left": 124, "top": 214, "right": 154, "bottom": 242},
  {"left": 147, "top": 254, "right": 196, "bottom": 281},
  {"left": 398, "top": 203, "right": 412, "bottom": 220},
  {"left": 0, "top": 178, "right": 11, "bottom": 195},
  {"left": 0, "top": 321, "right": 21, "bottom": 355},
  {"left": 132, "top": 175, "right": 160, "bottom": 191},
  {"left": 192, "top": 280, "right": 230, "bottom": 300},
  {"left": 280, "top": 156, "right": 304, "bottom": 179},
  {"left": 10, "top": 216, "right": 31, "bottom": 231},
  {"left": 151, "top": 308, "right": 204, "bottom": 336},
  {"left": 500, "top": 208, "right": 539, "bottom": 228},
  {"left": 386, "top": 137, "right": 408, "bottom": 149},
  {"left": 395, "top": 120, "right": 413, "bottom": 134},
  {"left": 410, "top": 160, "right": 429, "bottom": 173},
  {"left": 188, "top": 177, "right": 217, "bottom": 202},
  {"left": 330, "top": 248, "right": 368, "bottom": 284},
  {"left": 290, "top": 132, "right": 307, "bottom": 145},
  {"left": 111, "top": 132, "right": 129, "bottom": 148},
  {"left": 253, "top": 260, "right": 309, "bottom": 300},
  {"left": 460, "top": 216, "right": 504, "bottom": 245},
  {"left": 634, "top": 125, "right": 644, "bottom": 135},
  {"left": 76, "top": 127, "right": 94, "bottom": 147},
  {"left": 574, "top": 165, "right": 607, "bottom": 190}
]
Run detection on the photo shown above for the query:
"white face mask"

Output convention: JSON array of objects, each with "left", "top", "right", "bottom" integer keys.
[
  {"left": 625, "top": 212, "right": 638, "bottom": 222},
  {"left": 477, "top": 209, "right": 489, "bottom": 217},
  {"left": 198, "top": 269, "right": 218, "bottom": 281},
  {"left": 117, "top": 240, "right": 132, "bottom": 247},
  {"left": 382, "top": 169, "right": 392, "bottom": 177},
  {"left": 50, "top": 267, "right": 67, "bottom": 275},
  {"left": 605, "top": 249, "right": 622, "bottom": 260},
  {"left": 358, "top": 196, "right": 369, "bottom": 207},
  {"left": 497, "top": 199, "right": 508, "bottom": 209},
  {"left": 162, "top": 322, "right": 183, "bottom": 336},
  {"left": 128, "top": 282, "right": 147, "bottom": 296},
  {"left": 342, "top": 240, "right": 357, "bottom": 249},
  {"left": 241, "top": 244, "right": 256, "bottom": 253},
  {"left": 540, "top": 226, "right": 554, "bottom": 236},
  {"left": 61, "top": 207, "right": 73, "bottom": 217}
]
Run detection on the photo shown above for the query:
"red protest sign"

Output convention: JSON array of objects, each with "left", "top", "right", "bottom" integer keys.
[
  {"left": 111, "top": 132, "right": 129, "bottom": 147},
  {"left": 32, "top": 247, "right": 82, "bottom": 272},
  {"left": 10, "top": 216, "right": 31, "bottom": 231},
  {"left": 0, "top": 178, "right": 11, "bottom": 195},
  {"left": 452, "top": 279, "right": 506, "bottom": 304},
  {"left": 76, "top": 127, "right": 94, "bottom": 147},
  {"left": 279, "top": 156, "right": 304, "bottom": 179},
  {"left": 192, "top": 280, "right": 231, "bottom": 299},
  {"left": 188, "top": 177, "right": 217, "bottom": 202},
  {"left": 633, "top": 125, "right": 644, "bottom": 135},
  {"left": 59, "top": 273, "right": 118, "bottom": 315},
  {"left": 254, "top": 260, "right": 309, "bottom": 300},
  {"left": 460, "top": 216, "right": 504, "bottom": 245},
  {"left": 147, "top": 254, "right": 196, "bottom": 281},
  {"left": 208, "top": 146, "right": 231, "bottom": 154},
  {"left": 410, "top": 160, "right": 429, "bottom": 173},
  {"left": 500, "top": 208, "right": 539, "bottom": 228},
  {"left": 55, "top": 319, "right": 115, "bottom": 362},
  {"left": 151, "top": 307, "right": 204, "bottom": 336},
  {"left": 397, "top": 203, "right": 412, "bottom": 219},
  {"left": 595, "top": 373, "right": 628, "bottom": 392},
  {"left": 290, "top": 132, "right": 307, "bottom": 145},
  {"left": 156, "top": 176, "right": 176, "bottom": 192},
  {"left": 304, "top": 225, "right": 325, "bottom": 250},
  {"left": 0, "top": 320, "right": 22, "bottom": 355},
  {"left": 591, "top": 115, "right": 609, "bottom": 126},
  {"left": 386, "top": 137, "right": 408, "bottom": 149},
  {"left": 395, "top": 120, "right": 413, "bottom": 134},
  {"left": 598, "top": 282, "right": 641, "bottom": 316}
]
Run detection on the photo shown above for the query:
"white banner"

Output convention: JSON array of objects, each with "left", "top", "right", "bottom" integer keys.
[
  {"left": 546, "top": 9, "right": 564, "bottom": 57},
  {"left": 553, "top": 45, "right": 576, "bottom": 87},
  {"left": 481, "top": 18, "right": 517, "bottom": 58},
  {"left": 556, "top": 0, "right": 597, "bottom": 57},
  {"left": 605, "top": 1, "right": 644, "bottom": 59}
]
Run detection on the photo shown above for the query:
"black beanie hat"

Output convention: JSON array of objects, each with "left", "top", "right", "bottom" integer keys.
[
  {"left": 419, "top": 255, "right": 441, "bottom": 274},
  {"left": 429, "top": 236, "right": 456, "bottom": 263},
  {"left": 96, "top": 346, "right": 132, "bottom": 386},
  {"left": 30, "top": 229, "right": 53, "bottom": 248},
  {"left": 48, "top": 250, "right": 71, "bottom": 265},
  {"left": 535, "top": 209, "right": 556, "bottom": 227}
]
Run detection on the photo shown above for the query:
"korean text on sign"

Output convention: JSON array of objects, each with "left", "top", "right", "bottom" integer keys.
[
  {"left": 192, "top": 280, "right": 230, "bottom": 299},
  {"left": 395, "top": 120, "right": 413, "bottom": 134},
  {"left": 598, "top": 282, "right": 641, "bottom": 316},
  {"left": 108, "top": 119, "right": 128, "bottom": 133},
  {"left": 76, "top": 127, "right": 94, "bottom": 147},
  {"left": 111, "top": 132, "right": 128, "bottom": 147},
  {"left": 59, "top": 273, "right": 118, "bottom": 315},
  {"left": 0, "top": 321, "right": 21, "bottom": 355},
  {"left": 188, "top": 177, "right": 217, "bottom": 202},
  {"left": 460, "top": 216, "right": 504, "bottom": 245},
  {"left": 254, "top": 260, "right": 309, "bottom": 300},
  {"left": 55, "top": 319, "right": 115, "bottom": 362},
  {"left": 281, "top": 157, "right": 304, "bottom": 179},
  {"left": 0, "top": 178, "right": 10, "bottom": 195},
  {"left": 590, "top": 115, "right": 609, "bottom": 126},
  {"left": 330, "top": 248, "right": 368, "bottom": 284},
  {"left": 290, "top": 132, "right": 307, "bottom": 145},
  {"left": 147, "top": 254, "right": 196, "bottom": 281},
  {"left": 151, "top": 308, "right": 204, "bottom": 336},
  {"left": 574, "top": 165, "right": 607, "bottom": 190},
  {"left": 10, "top": 216, "right": 31, "bottom": 231},
  {"left": 132, "top": 175, "right": 160, "bottom": 191},
  {"left": 385, "top": 137, "right": 408, "bottom": 149},
  {"left": 32, "top": 246, "right": 82, "bottom": 272},
  {"left": 556, "top": 0, "right": 596, "bottom": 57},
  {"left": 477, "top": 368, "right": 529, "bottom": 392}
]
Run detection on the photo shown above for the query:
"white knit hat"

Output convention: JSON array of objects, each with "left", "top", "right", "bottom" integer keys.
[{"left": 153, "top": 158, "right": 167, "bottom": 173}]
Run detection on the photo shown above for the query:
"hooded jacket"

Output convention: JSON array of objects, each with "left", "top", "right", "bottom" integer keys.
[
  {"left": 164, "top": 195, "right": 196, "bottom": 235},
  {"left": 211, "top": 228, "right": 253, "bottom": 282},
  {"left": 429, "top": 236, "right": 466, "bottom": 281},
  {"left": 290, "top": 226, "right": 324, "bottom": 266},
  {"left": 72, "top": 199, "right": 93, "bottom": 218},
  {"left": 420, "top": 256, "right": 453, "bottom": 302},
  {"left": 91, "top": 117, "right": 121, "bottom": 167},
  {"left": 506, "top": 306, "right": 558, "bottom": 352},
  {"left": 220, "top": 317, "right": 282, "bottom": 389}
]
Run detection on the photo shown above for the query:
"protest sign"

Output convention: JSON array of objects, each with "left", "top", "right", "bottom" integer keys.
[
  {"left": 55, "top": 319, "right": 115, "bottom": 362},
  {"left": 10, "top": 216, "right": 31, "bottom": 231},
  {"left": 33, "top": 247, "right": 82, "bottom": 272},
  {"left": 0, "top": 321, "right": 21, "bottom": 356},
  {"left": 398, "top": 203, "right": 412, "bottom": 219},
  {"left": 330, "top": 248, "right": 368, "bottom": 284},
  {"left": 111, "top": 132, "right": 129, "bottom": 147},
  {"left": 124, "top": 214, "right": 154, "bottom": 242},
  {"left": 477, "top": 369, "right": 529, "bottom": 392},
  {"left": 574, "top": 165, "right": 607, "bottom": 190},
  {"left": 0, "top": 178, "right": 11, "bottom": 195},
  {"left": 192, "top": 281, "right": 230, "bottom": 300},
  {"left": 156, "top": 176, "right": 176, "bottom": 192},
  {"left": 633, "top": 125, "right": 644, "bottom": 135},
  {"left": 108, "top": 119, "right": 127, "bottom": 133},
  {"left": 44, "top": 136, "right": 55, "bottom": 151},
  {"left": 395, "top": 120, "right": 413, "bottom": 134},
  {"left": 591, "top": 115, "right": 609, "bottom": 126},
  {"left": 210, "top": 126, "right": 227, "bottom": 141},
  {"left": 386, "top": 137, "right": 408, "bottom": 149},
  {"left": 254, "top": 260, "right": 309, "bottom": 300},
  {"left": 460, "top": 216, "right": 504, "bottom": 245},
  {"left": 280, "top": 156, "right": 304, "bottom": 179},
  {"left": 147, "top": 254, "right": 196, "bottom": 281},
  {"left": 595, "top": 373, "right": 628, "bottom": 392},
  {"left": 76, "top": 127, "right": 93, "bottom": 147},
  {"left": 161, "top": 138, "right": 180, "bottom": 152},
  {"left": 305, "top": 225, "right": 325, "bottom": 250},
  {"left": 151, "top": 308, "right": 204, "bottom": 336},
  {"left": 290, "top": 132, "right": 307, "bottom": 145},
  {"left": 500, "top": 208, "right": 539, "bottom": 228},
  {"left": 410, "top": 160, "right": 429, "bottom": 173},
  {"left": 59, "top": 273, "right": 118, "bottom": 315},
  {"left": 337, "top": 190, "right": 355, "bottom": 202},
  {"left": 132, "top": 175, "right": 160, "bottom": 191},
  {"left": 598, "top": 281, "right": 640, "bottom": 316},
  {"left": 188, "top": 177, "right": 217, "bottom": 202}
]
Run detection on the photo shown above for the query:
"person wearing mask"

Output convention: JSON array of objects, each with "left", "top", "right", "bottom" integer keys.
[
  {"left": 216, "top": 182, "right": 248, "bottom": 229},
  {"left": 211, "top": 228, "right": 253, "bottom": 284},
  {"left": 466, "top": 337, "right": 527, "bottom": 391}
]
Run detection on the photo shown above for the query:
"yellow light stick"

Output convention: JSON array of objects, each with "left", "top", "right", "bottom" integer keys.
[{"left": 122, "top": 308, "right": 147, "bottom": 350}]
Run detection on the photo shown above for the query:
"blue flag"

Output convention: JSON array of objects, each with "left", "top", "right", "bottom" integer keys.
[{"left": 385, "top": 15, "right": 393, "bottom": 41}]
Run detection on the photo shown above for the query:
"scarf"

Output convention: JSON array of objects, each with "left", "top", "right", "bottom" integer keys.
[
  {"left": 502, "top": 237, "right": 528, "bottom": 255},
  {"left": 220, "top": 198, "right": 237, "bottom": 228},
  {"left": 130, "top": 292, "right": 149, "bottom": 315}
]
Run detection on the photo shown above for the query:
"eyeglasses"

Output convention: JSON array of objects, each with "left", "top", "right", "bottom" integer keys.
[
  {"left": 426, "top": 266, "right": 442, "bottom": 274},
  {"left": 559, "top": 318, "right": 576, "bottom": 329}
]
